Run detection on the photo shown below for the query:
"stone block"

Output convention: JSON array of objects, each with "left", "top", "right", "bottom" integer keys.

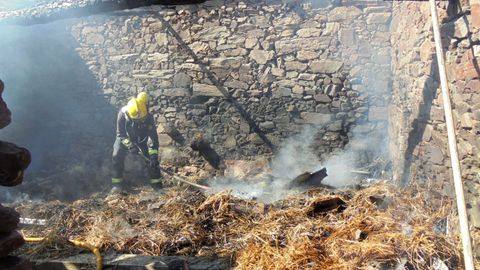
[
  {"left": 163, "top": 88, "right": 188, "bottom": 97},
  {"left": 210, "top": 57, "right": 243, "bottom": 69},
  {"left": 132, "top": 69, "right": 174, "bottom": 79},
  {"left": 248, "top": 133, "right": 265, "bottom": 145},
  {"left": 339, "top": 29, "right": 355, "bottom": 44},
  {"left": 292, "top": 85, "right": 304, "bottom": 94},
  {"left": 300, "top": 112, "right": 332, "bottom": 125},
  {"left": 422, "top": 124, "right": 433, "bottom": 142},
  {"left": 147, "top": 53, "right": 169, "bottom": 62},
  {"left": 324, "top": 22, "right": 340, "bottom": 35},
  {"left": 259, "top": 121, "right": 275, "bottom": 130},
  {"left": 453, "top": 15, "right": 470, "bottom": 38},
  {"left": 298, "top": 73, "right": 317, "bottom": 81},
  {"left": 328, "top": 120, "right": 343, "bottom": 131},
  {"left": 363, "top": 7, "right": 388, "bottom": 14},
  {"left": 275, "top": 37, "right": 330, "bottom": 54},
  {"left": 271, "top": 68, "right": 285, "bottom": 77},
  {"left": 192, "top": 83, "right": 223, "bottom": 97},
  {"left": 315, "top": 94, "right": 332, "bottom": 103},
  {"left": 366, "top": 13, "right": 391, "bottom": 24},
  {"left": 297, "top": 28, "right": 322, "bottom": 38},
  {"left": 328, "top": 6, "right": 362, "bottom": 22},
  {"left": 297, "top": 50, "right": 319, "bottom": 61},
  {"left": 310, "top": 60, "right": 343, "bottom": 74},
  {"left": 155, "top": 33, "right": 168, "bottom": 46},
  {"left": 469, "top": 201, "right": 480, "bottom": 228},
  {"left": 285, "top": 61, "right": 308, "bottom": 72},
  {"left": 189, "top": 42, "right": 209, "bottom": 54},
  {"left": 249, "top": 50, "right": 274, "bottom": 64},
  {"left": 426, "top": 145, "right": 444, "bottom": 165},
  {"left": 109, "top": 53, "right": 139, "bottom": 62},
  {"left": 430, "top": 107, "right": 445, "bottom": 122},
  {"left": 224, "top": 136, "right": 237, "bottom": 148},
  {"left": 473, "top": 4, "right": 480, "bottom": 29},
  {"left": 224, "top": 80, "right": 248, "bottom": 89},
  {"left": 173, "top": 73, "right": 192, "bottom": 88},
  {"left": 419, "top": 40, "right": 433, "bottom": 62},
  {"left": 473, "top": 45, "right": 480, "bottom": 58},
  {"left": 158, "top": 134, "right": 173, "bottom": 147},
  {"left": 245, "top": 37, "right": 258, "bottom": 49},
  {"left": 324, "top": 85, "right": 340, "bottom": 96},
  {"left": 272, "top": 87, "right": 291, "bottom": 98},
  {"left": 461, "top": 113, "right": 474, "bottom": 129},
  {"left": 196, "top": 26, "right": 230, "bottom": 41}
]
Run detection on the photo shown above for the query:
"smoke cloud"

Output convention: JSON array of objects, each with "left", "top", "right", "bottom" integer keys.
[
  {"left": 207, "top": 124, "right": 389, "bottom": 203},
  {"left": 0, "top": 18, "right": 115, "bottom": 201}
]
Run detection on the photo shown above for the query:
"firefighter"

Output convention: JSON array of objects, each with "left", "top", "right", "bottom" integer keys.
[{"left": 111, "top": 92, "right": 161, "bottom": 192}]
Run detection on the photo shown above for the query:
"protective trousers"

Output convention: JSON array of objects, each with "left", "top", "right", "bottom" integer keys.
[{"left": 111, "top": 137, "right": 161, "bottom": 185}]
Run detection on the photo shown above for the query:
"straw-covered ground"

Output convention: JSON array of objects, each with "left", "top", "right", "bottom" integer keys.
[{"left": 13, "top": 183, "right": 464, "bottom": 269}]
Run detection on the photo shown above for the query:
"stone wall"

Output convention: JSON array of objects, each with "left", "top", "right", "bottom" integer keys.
[
  {"left": 389, "top": 0, "right": 480, "bottom": 238},
  {"left": 71, "top": 0, "right": 392, "bottom": 168}
]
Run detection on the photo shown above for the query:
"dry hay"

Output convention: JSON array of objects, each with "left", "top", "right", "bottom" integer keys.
[{"left": 14, "top": 183, "right": 462, "bottom": 269}]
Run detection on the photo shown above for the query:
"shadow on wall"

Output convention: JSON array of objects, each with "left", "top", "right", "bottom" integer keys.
[
  {"left": 401, "top": 1, "right": 478, "bottom": 185},
  {"left": 0, "top": 19, "right": 116, "bottom": 201}
]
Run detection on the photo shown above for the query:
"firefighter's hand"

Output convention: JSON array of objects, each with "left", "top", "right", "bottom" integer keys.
[{"left": 122, "top": 138, "right": 137, "bottom": 153}]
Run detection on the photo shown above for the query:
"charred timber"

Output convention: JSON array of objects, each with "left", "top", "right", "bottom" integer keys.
[
  {"left": 288, "top": 168, "right": 329, "bottom": 189},
  {"left": 190, "top": 134, "right": 222, "bottom": 170},
  {"left": 0, "top": 0, "right": 207, "bottom": 26},
  {"left": 0, "top": 141, "right": 31, "bottom": 187}
]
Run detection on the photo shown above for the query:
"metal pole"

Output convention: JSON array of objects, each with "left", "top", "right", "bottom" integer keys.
[{"left": 428, "top": 0, "right": 475, "bottom": 268}]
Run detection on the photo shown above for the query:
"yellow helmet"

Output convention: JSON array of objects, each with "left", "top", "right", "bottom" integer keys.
[
  {"left": 136, "top": 92, "right": 148, "bottom": 107},
  {"left": 126, "top": 93, "right": 148, "bottom": 120}
]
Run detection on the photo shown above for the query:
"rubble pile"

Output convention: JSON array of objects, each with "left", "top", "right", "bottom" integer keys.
[{"left": 14, "top": 183, "right": 462, "bottom": 269}]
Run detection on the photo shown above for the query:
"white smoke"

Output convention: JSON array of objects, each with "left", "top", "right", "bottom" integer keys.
[{"left": 207, "top": 123, "right": 389, "bottom": 202}]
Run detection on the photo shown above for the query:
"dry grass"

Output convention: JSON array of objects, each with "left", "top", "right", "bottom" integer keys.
[{"left": 15, "top": 183, "right": 462, "bottom": 269}]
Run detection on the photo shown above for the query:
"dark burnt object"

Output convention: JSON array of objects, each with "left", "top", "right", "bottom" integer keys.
[
  {"left": 0, "top": 141, "right": 31, "bottom": 187},
  {"left": 190, "top": 133, "right": 222, "bottom": 170},
  {"left": 0, "top": 79, "right": 32, "bottom": 269},
  {"left": 305, "top": 197, "right": 346, "bottom": 216},
  {"left": 287, "top": 167, "right": 329, "bottom": 189}
]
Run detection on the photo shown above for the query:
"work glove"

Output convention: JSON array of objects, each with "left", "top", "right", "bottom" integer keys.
[{"left": 122, "top": 138, "right": 137, "bottom": 153}]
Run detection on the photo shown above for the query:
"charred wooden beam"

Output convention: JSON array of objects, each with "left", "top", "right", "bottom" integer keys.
[
  {"left": 305, "top": 197, "right": 346, "bottom": 216},
  {"left": 287, "top": 168, "right": 329, "bottom": 189},
  {"left": 190, "top": 133, "right": 222, "bottom": 170},
  {"left": 0, "top": 141, "right": 31, "bottom": 187}
]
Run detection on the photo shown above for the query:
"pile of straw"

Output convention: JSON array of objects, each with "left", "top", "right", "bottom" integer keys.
[{"left": 15, "top": 183, "right": 462, "bottom": 269}]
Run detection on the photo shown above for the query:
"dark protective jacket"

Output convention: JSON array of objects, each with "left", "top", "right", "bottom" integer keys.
[{"left": 116, "top": 108, "right": 159, "bottom": 149}]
